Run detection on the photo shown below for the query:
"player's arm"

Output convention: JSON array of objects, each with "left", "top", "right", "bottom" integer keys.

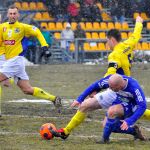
[
  {"left": 104, "top": 52, "right": 121, "bottom": 77},
  {"left": 123, "top": 16, "right": 143, "bottom": 48},
  {"left": 125, "top": 88, "right": 147, "bottom": 126},
  {"left": 76, "top": 76, "right": 110, "bottom": 104}
]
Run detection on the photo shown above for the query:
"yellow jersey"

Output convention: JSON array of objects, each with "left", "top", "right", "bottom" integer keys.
[
  {"left": 0, "top": 44, "right": 5, "bottom": 55},
  {"left": 0, "top": 21, "right": 48, "bottom": 60},
  {"left": 104, "top": 22, "right": 143, "bottom": 77}
]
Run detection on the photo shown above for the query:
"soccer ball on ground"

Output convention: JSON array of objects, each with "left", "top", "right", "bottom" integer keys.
[{"left": 40, "top": 123, "right": 57, "bottom": 140}]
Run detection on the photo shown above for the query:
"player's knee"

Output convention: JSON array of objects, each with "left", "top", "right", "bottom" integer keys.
[
  {"left": 79, "top": 101, "right": 90, "bottom": 112},
  {"left": 107, "top": 107, "right": 117, "bottom": 118},
  {"left": 22, "top": 87, "right": 34, "bottom": 95}
]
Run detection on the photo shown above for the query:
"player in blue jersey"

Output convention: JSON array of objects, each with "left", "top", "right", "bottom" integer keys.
[{"left": 51, "top": 74, "right": 146, "bottom": 141}]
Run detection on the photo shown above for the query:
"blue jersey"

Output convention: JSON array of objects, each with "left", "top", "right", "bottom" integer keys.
[{"left": 77, "top": 75, "right": 146, "bottom": 126}]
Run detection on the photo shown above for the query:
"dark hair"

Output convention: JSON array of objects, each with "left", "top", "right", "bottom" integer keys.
[
  {"left": 8, "top": 5, "right": 19, "bottom": 10},
  {"left": 107, "top": 29, "right": 121, "bottom": 42}
]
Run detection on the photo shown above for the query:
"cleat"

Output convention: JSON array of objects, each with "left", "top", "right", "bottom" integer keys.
[
  {"left": 96, "top": 138, "right": 109, "bottom": 144},
  {"left": 134, "top": 125, "right": 146, "bottom": 141},
  {"left": 53, "top": 96, "right": 62, "bottom": 107},
  {"left": 50, "top": 128, "right": 69, "bottom": 140}
]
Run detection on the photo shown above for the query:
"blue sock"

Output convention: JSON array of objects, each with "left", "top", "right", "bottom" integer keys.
[{"left": 102, "top": 118, "right": 116, "bottom": 140}]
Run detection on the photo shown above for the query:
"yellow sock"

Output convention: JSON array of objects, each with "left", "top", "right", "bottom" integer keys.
[
  {"left": 64, "top": 110, "right": 86, "bottom": 135},
  {"left": 141, "top": 109, "right": 150, "bottom": 120},
  {"left": 33, "top": 87, "right": 56, "bottom": 101},
  {"left": 10, "top": 78, "right": 14, "bottom": 85}
]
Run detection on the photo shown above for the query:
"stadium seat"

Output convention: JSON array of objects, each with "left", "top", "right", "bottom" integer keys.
[
  {"left": 48, "top": 22, "right": 56, "bottom": 30},
  {"left": 34, "top": 12, "right": 42, "bottom": 20},
  {"left": 101, "top": 12, "right": 111, "bottom": 21},
  {"left": 122, "top": 22, "right": 129, "bottom": 30},
  {"left": 63, "top": 22, "right": 67, "bottom": 29},
  {"left": 71, "top": 22, "right": 77, "bottom": 30},
  {"left": 115, "top": 22, "right": 121, "bottom": 30},
  {"left": 107, "top": 22, "right": 115, "bottom": 29},
  {"left": 86, "top": 22, "right": 93, "bottom": 30},
  {"left": 98, "top": 42, "right": 106, "bottom": 51},
  {"left": 22, "top": 2, "right": 29, "bottom": 10},
  {"left": 37, "top": 2, "right": 46, "bottom": 10},
  {"left": 133, "top": 12, "right": 140, "bottom": 20},
  {"left": 147, "top": 22, "right": 150, "bottom": 30},
  {"left": 80, "top": 22, "right": 86, "bottom": 30},
  {"left": 54, "top": 32, "right": 61, "bottom": 39},
  {"left": 84, "top": 43, "right": 90, "bottom": 51},
  {"left": 91, "top": 32, "right": 99, "bottom": 39},
  {"left": 55, "top": 22, "right": 63, "bottom": 30},
  {"left": 93, "top": 22, "right": 100, "bottom": 30},
  {"left": 141, "top": 42, "right": 149, "bottom": 50},
  {"left": 42, "top": 12, "right": 51, "bottom": 20},
  {"left": 135, "top": 43, "right": 142, "bottom": 50},
  {"left": 141, "top": 12, "right": 148, "bottom": 20},
  {"left": 90, "top": 43, "right": 98, "bottom": 51},
  {"left": 128, "top": 32, "right": 132, "bottom": 37},
  {"left": 29, "top": 2, "right": 36, "bottom": 10},
  {"left": 121, "top": 32, "right": 128, "bottom": 39},
  {"left": 70, "top": 43, "right": 75, "bottom": 51},
  {"left": 40, "top": 22, "right": 48, "bottom": 29},
  {"left": 100, "top": 22, "right": 107, "bottom": 30},
  {"left": 14, "top": 2, "right": 21, "bottom": 9},
  {"left": 86, "top": 32, "right": 91, "bottom": 39},
  {"left": 99, "top": 32, "right": 106, "bottom": 39},
  {"left": 96, "top": 2, "right": 103, "bottom": 10}
]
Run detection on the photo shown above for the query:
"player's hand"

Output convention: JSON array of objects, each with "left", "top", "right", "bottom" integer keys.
[
  {"left": 120, "top": 120, "right": 129, "bottom": 130},
  {"left": 41, "top": 46, "right": 52, "bottom": 58},
  {"left": 71, "top": 100, "right": 80, "bottom": 108},
  {"left": 136, "top": 16, "right": 143, "bottom": 23}
]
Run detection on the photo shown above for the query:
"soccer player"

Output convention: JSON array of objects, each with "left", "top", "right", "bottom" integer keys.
[
  {"left": 0, "top": 5, "right": 61, "bottom": 116},
  {"left": 50, "top": 16, "right": 150, "bottom": 140}
]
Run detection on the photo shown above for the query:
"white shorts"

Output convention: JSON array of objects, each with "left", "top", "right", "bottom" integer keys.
[
  {"left": 0, "top": 54, "right": 6, "bottom": 69},
  {"left": 0, "top": 56, "right": 29, "bottom": 83},
  {"left": 95, "top": 88, "right": 117, "bottom": 109}
]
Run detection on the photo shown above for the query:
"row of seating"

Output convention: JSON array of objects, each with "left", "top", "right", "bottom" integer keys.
[
  {"left": 14, "top": 2, "right": 46, "bottom": 10},
  {"left": 40, "top": 22, "right": 129, "bottom": 30},
  {"left": 69, "top": 42, "right": 150, "bottom": 51},
  {"left": 133, "top": 12, "right": 150, "bottom": 20}
]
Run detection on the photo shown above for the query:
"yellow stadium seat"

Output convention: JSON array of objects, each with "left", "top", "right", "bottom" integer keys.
[
  {"left": 79, "top": 22, "right": 86, "bottom": 30},
  {"left": 115, "top": 22, "right": 121, "bottom": 30},
  {"left": 128, "top": 32, "right": 132, "bottom": 37},
  {"left": 121, "top": 32, "right": 128, "bottom": 39},
  {"left": 141, "top": 12, "right": 148, "bottom": 20},
  {"left": 54, "top": 32, "right": 61, "bottom": 39},
  {"left": 141, "top": 42, "right": 149, "bottom": 50},
  {"left": 71, "top": 22, "right": 77, "bottom": 30},
  {"left": 14, "top": 2, "right": 21, "bottom": 9},
  {"left": 99, "top": 32, "right": 106, "bottom": 39},
  {"left": 29, "top": 2, "right": 36, "bottom": 10},
  {"left": 48, "top": 22, "right": 56, "bottom": 30},
  {"left": 107, "top": 22, "right": 115, "bottom": 29},
  {"left": 105, "top": 43, "right": 110, "bottom": 50},
  {"left": 93, "top": 22, "right": 100, "bottom": 30},
  {"left": 42, "top": 12, "right": 51, "bottom": 20},
  {"left": 122, "top": 22, "right": 129, "bottom": 30},
  {"left": 100, "top": 22, "right": 107, "bottom": 30},
  {"left": 34, "top": 12, "right": 42, "bottom": 20},
  {"left": 84, "top": 43, "right": 90, "bottom": 51},
  {"left": 63, "top": 22, "right": 67, "bottom": 29},
  {"left": 135, "top": 43, "right": 142, "bottom": 50},
  {"left": 91, "top": 32, "right": 99, "bottom": 39},
  {"left": 86, "top": 32, "right": 91, "bottom": 39},
  {"left": 55, "top": 22, "right": 63, "bottom": 30},
  {"left": 22, "top": 2, "right": 29, "bottom": 10},
  {"left": 96, "top": 2, "right": 103, "bottom": 10},
  {"left": 133, "top": 12, "right": 139, "bottom": 20},
  {"left": 70, "top": 43, "right": 75, "bottom": 51},
  {"left": 147, "top": 22, "right": 150, "bottom": 30},
  {"left": 90, "top": 43, "right": 98, "bottom": 51},
  {"left": 40, "top": 22, "right": 48, "bottom": 29},
  {"left": 98, "top": 43, "right": 106, "bottom": 51},
  {"left": 85, "top": 22, "right": 93, "bottom": 30},
  {"left": 101, "top": 12, "right": 111, "bottom": 21},
  {"left": 37, "top": 2, "right": 46, "bottom": 10}
]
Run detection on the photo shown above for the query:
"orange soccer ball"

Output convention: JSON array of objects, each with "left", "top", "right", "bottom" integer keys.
[{"left": 39, "top": 123, "right": 57, "bottom": 140}]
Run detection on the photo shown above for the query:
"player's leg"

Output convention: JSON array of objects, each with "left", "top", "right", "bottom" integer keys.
[{"left": 17, "top": 80, "right": 61, "bottom": 106}]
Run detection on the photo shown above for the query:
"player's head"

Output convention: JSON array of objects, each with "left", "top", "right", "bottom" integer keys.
[
  {"left": 106, "top": 29, "right": 122, "bottom": 50},
  {"left": 108, "top": 74, "right": 126, "bottom": 92},
  {"left": 7, "top": 5, "right": 20, "bottom": 24}
]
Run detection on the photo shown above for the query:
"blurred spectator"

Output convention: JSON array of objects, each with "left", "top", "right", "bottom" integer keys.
[
  {"left": 74, "top": 24, "right": 86, "bottom": 63},
  {"left": 110, "top": 2, "right": 125, "bottom": 23},
  {"left": 61, "top": 23, "right": 74, "bottom": 61}
]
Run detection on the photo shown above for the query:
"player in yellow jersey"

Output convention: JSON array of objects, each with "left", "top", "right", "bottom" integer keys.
[
  {"left": 0, "top": 5, "right": 61, "bottom": 117},
  {"left": 51, "top": 16, "right": 150, "bottom": 140}
]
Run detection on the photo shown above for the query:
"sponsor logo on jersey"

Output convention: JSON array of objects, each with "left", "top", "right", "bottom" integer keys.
[
  {"left": 32, "top": 26, "right": 37, "bottom": 31},
  {"left": 15, "top": 28, "right": 20, "bottom": 33},
  {"left": 4, "top": 40, "right": 15, "bottom": 45}
]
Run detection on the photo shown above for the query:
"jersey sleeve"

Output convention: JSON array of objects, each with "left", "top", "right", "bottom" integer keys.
[
  {"left": 125, "top": 88, "right": 147, "bottom": 126},
  {"left": 24, "top": 24, "right": 48, "bottom": 47},
  {"left": 123, "top": 22, "right": 143, "bottom": 48},
  {"left": 104, "top": 52, "right": 121, "bottom": 77},
  {"left": 77, "top": 76, "right": 110, "bottom": 103}
]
